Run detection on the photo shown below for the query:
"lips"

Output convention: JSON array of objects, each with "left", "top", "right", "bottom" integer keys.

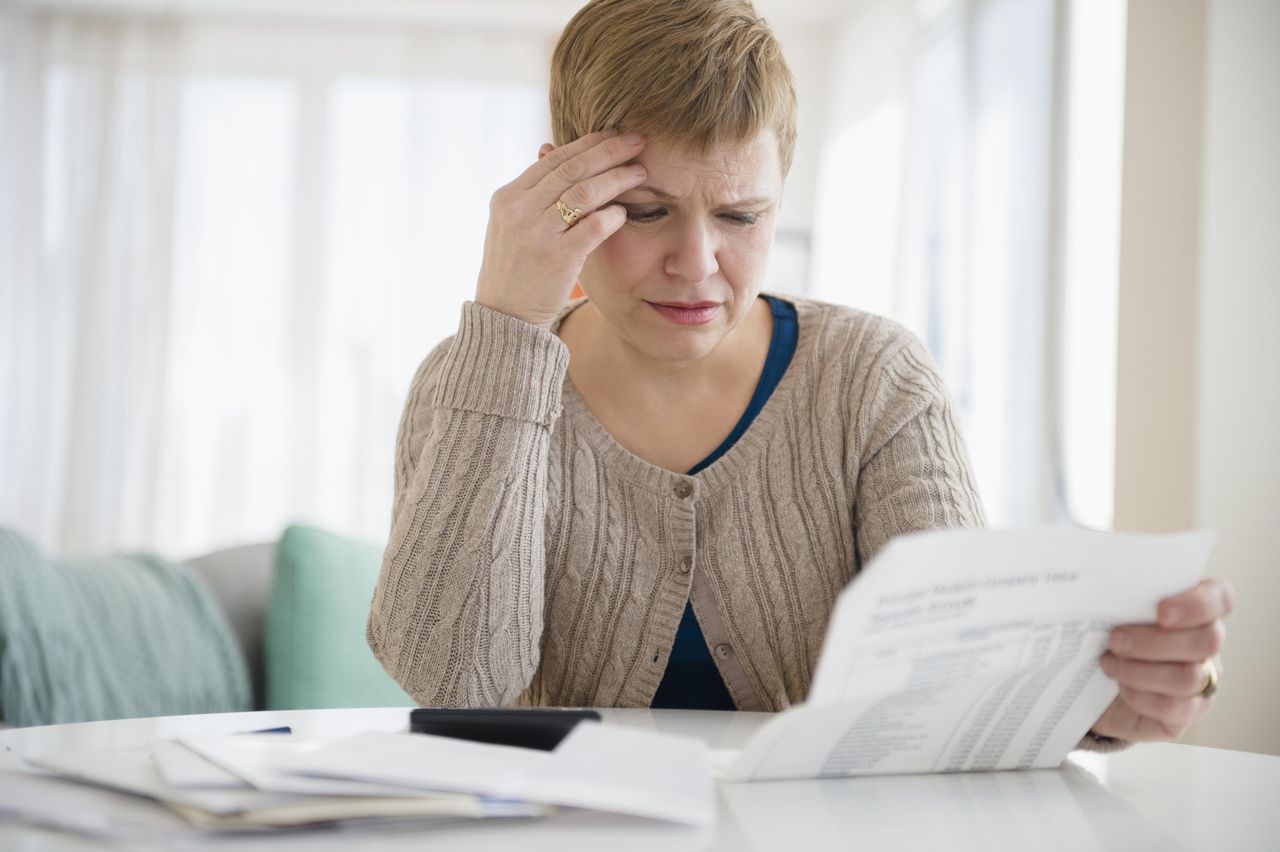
[{"left": 646, "top": 301, "right": 721, "bottom": 326}]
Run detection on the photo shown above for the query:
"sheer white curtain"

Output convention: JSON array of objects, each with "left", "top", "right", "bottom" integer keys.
[
  {"left": 809, "top": 0, "right": 1058, "bottom": 527},
  {"left": 1, "top": 0, "right": 1078, "bottom": 558},
  {"left": 0, "top": 11, "right": 551, "bottom": 558}
]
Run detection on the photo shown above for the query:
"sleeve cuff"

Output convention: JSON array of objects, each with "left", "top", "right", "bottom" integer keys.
[
  {"left": 433, "top": 301, "right": 571, "bottom": 427},
  {"left": 1074, "top": 729, "right": 1134, "bottom": 753}
]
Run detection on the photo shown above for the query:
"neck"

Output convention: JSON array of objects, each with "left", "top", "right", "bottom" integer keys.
[{"left": 569, "top": 297, "right": 769, "bottom": 401}]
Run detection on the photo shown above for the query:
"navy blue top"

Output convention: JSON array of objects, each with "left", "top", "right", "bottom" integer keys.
[{"left": 650, "top": 295, "right": 799, "bottom": 710}]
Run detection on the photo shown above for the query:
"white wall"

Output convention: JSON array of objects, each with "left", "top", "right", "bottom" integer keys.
[
  {"left": 1186, "top": 0, "right": 1280, "bottom": 756},
  {"left": 1112, "top": 0, "right": 1203, "bottom": 535},
  {"left": 768, "top": 20, "right": 833, "bottom": 236},
  {"left": 1113, "top": 0, "right": 1280, "bottom": 756}
]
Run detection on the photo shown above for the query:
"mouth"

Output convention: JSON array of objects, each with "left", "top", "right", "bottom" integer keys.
[{"left": 645, "top": 301, "right": 722, "bottom": 326}]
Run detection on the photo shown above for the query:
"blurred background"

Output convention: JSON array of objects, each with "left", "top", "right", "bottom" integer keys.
[{"left": 0, "top": 0, "right": 1275, "bottom": 752}]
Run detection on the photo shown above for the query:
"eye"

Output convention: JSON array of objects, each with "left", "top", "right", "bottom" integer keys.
[
  {"left": 624, "top": 206, "right": 666, "bottom": 223},
  {"left": 620, "top": 206, "right": 762, "bottom": 225}
]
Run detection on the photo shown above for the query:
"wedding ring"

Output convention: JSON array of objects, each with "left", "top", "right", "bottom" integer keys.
[
  {"left": 1197, "top": 660, "right": 1219, "bottom": 699},
  {"left": 556, "top": 199, "right": 584, "bottom": 227}
]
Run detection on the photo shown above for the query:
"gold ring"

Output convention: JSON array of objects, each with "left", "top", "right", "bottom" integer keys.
[
  {"left": 556, "top": 199, "right": 584, "bottom": 227},
  {"left": 1197, "top": 660, "right": 1219, "bottom": 699}
]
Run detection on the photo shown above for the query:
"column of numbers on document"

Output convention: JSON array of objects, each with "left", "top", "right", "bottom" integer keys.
[{"left": 818, "top": 620, "right": 1112, "bottom": 776}]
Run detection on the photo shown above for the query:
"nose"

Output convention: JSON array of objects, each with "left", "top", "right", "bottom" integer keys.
[{"left": 663, "top": 219, "right": 719, "bottom": 283}]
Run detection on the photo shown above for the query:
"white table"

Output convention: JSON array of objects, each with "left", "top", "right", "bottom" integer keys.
[{"left": 2, "top": 707, "right": 1277, "bottom": 850}]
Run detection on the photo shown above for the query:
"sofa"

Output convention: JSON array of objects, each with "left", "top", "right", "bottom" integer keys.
[
  {"left": 0, "top": 524, "right": 414, "bottom": 728},
  {"left": 185, "top": 540, "right": 277, "bottom": 709}
]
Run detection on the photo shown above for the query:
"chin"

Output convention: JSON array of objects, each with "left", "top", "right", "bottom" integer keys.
[{"left": 634, "top": 329, "right": 723, "bottom": 364}]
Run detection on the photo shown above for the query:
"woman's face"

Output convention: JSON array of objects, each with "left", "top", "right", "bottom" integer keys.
[{"left": 577, "top": 129, "right": 783, "bottom": 365}]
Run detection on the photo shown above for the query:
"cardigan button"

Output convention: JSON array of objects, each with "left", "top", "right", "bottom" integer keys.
[
  {"left": 714, "top": 643, "right": 733, "bottom": 660},
  {"left": 673, "top": 480, "right": 694, "bottom": 499},
  {"left": 678, "top": 556, "right": 693, "bottom": 574}
]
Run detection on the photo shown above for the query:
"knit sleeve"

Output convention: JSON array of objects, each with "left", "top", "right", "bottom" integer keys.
[
  {"left": 1074, "top": 729, "right": 1134, "bottom": 753},
  {"left": 852, "top": 327, "right": 987, "bottom": 565},
  {"left": 366, "top": 301, "right": 569, "bottom": 707}
]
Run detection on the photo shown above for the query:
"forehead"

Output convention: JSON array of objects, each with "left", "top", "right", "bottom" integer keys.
[{"left": 627, "top": 130, "right": 783, "bottom": 202}]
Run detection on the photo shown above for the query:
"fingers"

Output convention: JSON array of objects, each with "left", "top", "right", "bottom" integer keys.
[
  {"left": 515, "top": 128, "right": 620, "bottom": 189},
  {"left": 560, "top": 202, "right": 628, "bottom": 257},
  {"left": 1157, "top": 578, "right": 1235, "bottom": 628},
  {"left": 1116, "top": 686, "right": 1210, "bottom": 737},
  {"left": 531, "top": 132, "right": 648, "bottom": 252},
  {"left": 533, "top": 132, "right": 647, "bottom": 206},
  {"left": 553, "top": 162, "right": 648, "bottom": 223},
  {"left": 1096, "top": 580, "right": 1231, "bottom": 743},
  {"left": 1099, "top": 653, "right": 1216, "bottom": 697},
  {"left": 474, "top": 128, "right": 643, "bottom": 329},
  {"left": 1109, "top": 620, "right": 1225, "bottom": 662}
]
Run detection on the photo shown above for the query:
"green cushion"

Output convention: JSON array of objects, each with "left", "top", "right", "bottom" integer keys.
[
  {"left": 264, "top": 524, "right": 414, "bottom": 710},
  {"left": 0, "top": 527, "right": 251, "bottom": 726}
]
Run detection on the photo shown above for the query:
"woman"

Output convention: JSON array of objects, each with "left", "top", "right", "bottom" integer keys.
[{"left": 368, "top": 0, "right": 1231, "bottom": 750}]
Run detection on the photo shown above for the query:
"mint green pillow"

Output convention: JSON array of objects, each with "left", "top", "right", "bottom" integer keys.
[
  {"left": 265, "top": 524, "right": 414, "bottom": 710},
  {"left": 0, "top": 526, "right": 251, "bottom": 726}
]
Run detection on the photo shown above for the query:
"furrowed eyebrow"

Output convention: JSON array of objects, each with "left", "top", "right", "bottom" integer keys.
[{"left": 628, "top": 185, "right": 772, "bottom": 207}]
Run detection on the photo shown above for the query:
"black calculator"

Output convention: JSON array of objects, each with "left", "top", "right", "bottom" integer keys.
[{"left": 408, "top": 707, "right": 602, "bottom": 751}]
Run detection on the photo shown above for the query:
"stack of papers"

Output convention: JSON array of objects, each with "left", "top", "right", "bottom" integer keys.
[{"left": 2, "top": 722, "right": 714, "bottom": 841}]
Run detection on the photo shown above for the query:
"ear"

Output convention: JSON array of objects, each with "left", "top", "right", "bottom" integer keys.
[{"left": 538, "top": 143, "right": 554, "bottom": 160}]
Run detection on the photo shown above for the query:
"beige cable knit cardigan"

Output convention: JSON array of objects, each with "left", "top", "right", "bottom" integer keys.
[{"left": 367, "top": 292, "right": 994, "bottom": 712}]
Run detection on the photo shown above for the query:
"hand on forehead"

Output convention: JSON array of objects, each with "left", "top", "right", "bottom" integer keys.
[{"left": 620, "top": 132, "right": 783, "bottom": 206}]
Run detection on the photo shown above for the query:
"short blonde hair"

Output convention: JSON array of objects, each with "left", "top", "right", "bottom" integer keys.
[{"left": 550, "top": 0, "right": 798, "bottom": 176}]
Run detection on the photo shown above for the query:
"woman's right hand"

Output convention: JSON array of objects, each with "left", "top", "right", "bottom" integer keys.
[{"left": 474, "top": 128, "right": 648, "bottom": 330}]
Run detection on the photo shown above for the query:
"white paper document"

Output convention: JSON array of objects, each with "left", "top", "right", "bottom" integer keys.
[
  {"left": 268, "top": 729, "right": 552, "bottom": 797},
  {"left": 20, "top": 740, "right": 543, "bottom": 837},
  {"left": 511, "top": 721, "right": 713, "bottom": 827},
  {"left": 278, "top": 722, "right": 715, "bottom": 827},
  {"left": 177, "top": 734, "right": 433, "bottom": 797},
  {"left": 151, "top": 739, "right": 248, "bottom": 789},
  {"left": 26, "top": 743, "right": 302, "bottom": 816},
  {"left": 18, "top": 724, "right": 712, "bottom": 833},
  {"left": 726, "top": 527, "right": 1212, "bottom": 781}
]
